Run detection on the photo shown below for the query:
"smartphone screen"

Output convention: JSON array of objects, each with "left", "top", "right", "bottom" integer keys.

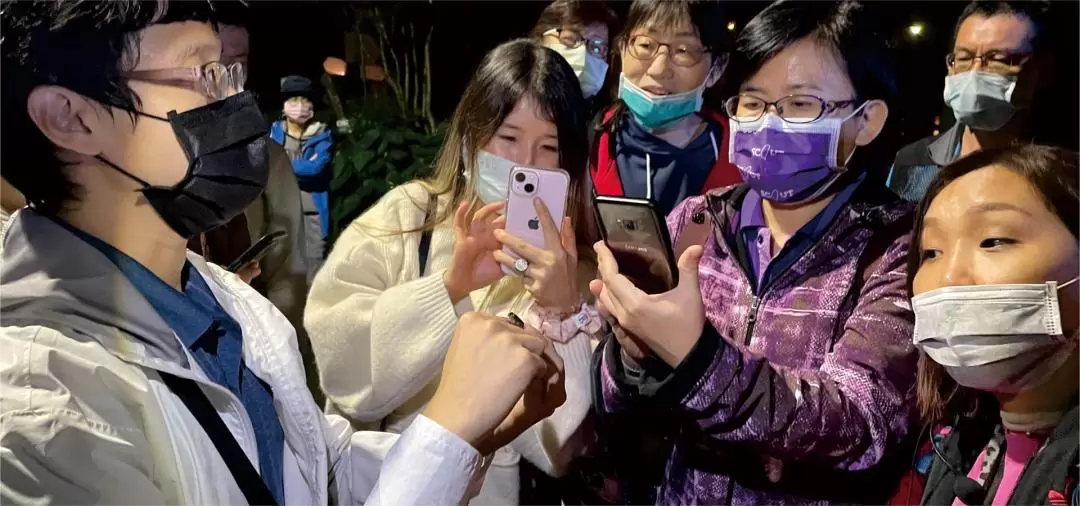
[{"left": 593, "top": 196, "right": 678, "bottom": 295}]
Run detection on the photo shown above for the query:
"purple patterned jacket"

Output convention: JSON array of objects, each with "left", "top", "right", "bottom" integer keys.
[{"left": 595, "top": 182, "right": 919, "bottom": 504}]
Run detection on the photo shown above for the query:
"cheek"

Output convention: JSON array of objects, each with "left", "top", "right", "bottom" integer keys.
[
  {"left": 483, "top": 137, "right": 523, "bottom": 165},
  {"left": 670, "top": 64, "right": 708, "bottom": 94},
  {"left": 621, "top": 54, "right": 647, "bottom": 81},
  {"left": 911, "top": 265, "right": 939, "bottom": 296},
  {"left": 124, "top": 119, "right": 189, "bottom": 186},
  {"left": 535, "top": 150, "right": 560, "bottom": 169}
]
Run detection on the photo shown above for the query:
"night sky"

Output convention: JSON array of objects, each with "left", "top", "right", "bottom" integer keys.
[{"left": 241, "top": 1, "right": 1076, "bottom": 148}]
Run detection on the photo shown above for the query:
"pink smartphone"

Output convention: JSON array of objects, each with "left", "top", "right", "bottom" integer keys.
[{"left": 502, "top": 166, "right": 571, "bottom": 276}]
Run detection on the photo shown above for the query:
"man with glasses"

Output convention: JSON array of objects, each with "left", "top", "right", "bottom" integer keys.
[
  {"left": 0, "top": 2, "right": 567, "bottom": 504},
  {"left": 887, "top": 1, "right": 1052, "bottom": 202},
  {"left": 590, "top": 0, "right": 741, "bottom": 218}
]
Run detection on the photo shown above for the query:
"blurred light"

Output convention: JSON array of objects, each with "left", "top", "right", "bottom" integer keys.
[
  {"left": 323, "top": 57, "right": 347, "bottom": 77},
  {"left": 932, "top": 129, "right": 940, "bottom": 136},
  {"left": 908, "top": 23, "right": 924, "bottom": 37},
  {"left": 727, "top": 21, "right": 736, "bottom": 32},
  {"left": 933, "top": 116, "right": 941, "bottom": 127}
]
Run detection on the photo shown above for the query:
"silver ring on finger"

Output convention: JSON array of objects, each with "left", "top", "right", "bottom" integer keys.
[{"left": 513, "top": 257, "right": 530, "bottom": 274}]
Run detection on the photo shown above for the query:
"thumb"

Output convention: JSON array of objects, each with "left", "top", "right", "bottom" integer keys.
[{"left": 676, "top": 245, "right": 704, "bottom": 289}]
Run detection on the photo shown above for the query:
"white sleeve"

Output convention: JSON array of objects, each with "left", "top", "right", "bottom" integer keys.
[
  {"left": 304, "top": 188, "right": 460, "bottom": 422},
  {"left": 326, "top": 413, "right": 489, "bottom": 506}
]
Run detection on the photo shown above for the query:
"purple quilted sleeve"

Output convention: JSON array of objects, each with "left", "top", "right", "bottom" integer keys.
[
  {"left": 663, "top": 228, "right": 918, "bottom": 470},
  {"left": 596, "top": 337, "right": 636, "bottom": 415}
]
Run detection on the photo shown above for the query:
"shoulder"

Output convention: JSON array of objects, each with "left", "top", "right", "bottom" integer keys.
[
  {"left": 351, "top": 182, "right": 434, "bottom": 232},
  {"left": 1, "top": 324, "right": 149, "bottom": 433}
]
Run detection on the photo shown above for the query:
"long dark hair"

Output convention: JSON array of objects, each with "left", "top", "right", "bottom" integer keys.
[
  {"left": 909, "top": 143, "right": 1080, "bottom": 424},
  {"left": 404, "top": 39, "right": 592, "bottom": 246}
]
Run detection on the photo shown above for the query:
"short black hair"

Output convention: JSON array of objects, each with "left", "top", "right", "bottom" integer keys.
[
  {"left": 721, "top": 1, "right": 898, "bottom": 174},
  {"left": 953, "top": 1, "right": 1050, "bottom": 51},
  {"left": 529, "top": 0, "right": 620, "bottom": 39},
  {"left": 1, "top": 0, "right": 217, "bottom": 214}
]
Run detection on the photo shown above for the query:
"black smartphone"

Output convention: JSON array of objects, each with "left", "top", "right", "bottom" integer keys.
[
  {"left": 592, "top": 196, "right": 678, "bottom": 295},
  {"left": 225, "top": 231, "right": 288, "bottom": 273}
]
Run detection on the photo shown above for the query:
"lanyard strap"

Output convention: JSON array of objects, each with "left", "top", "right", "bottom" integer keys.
[{"left": 160, "top": 372, "right": 278, "bottom": 506}]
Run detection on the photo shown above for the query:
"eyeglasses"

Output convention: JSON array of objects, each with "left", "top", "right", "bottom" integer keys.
[
  {"left": 946, "top": 51, "right": 1030, "bottom": 74},
  {"left": 546, "top": 28, "right": 609, "bottom": 59},
  {"left": 624, "top": 34, "right": 707, "bottom": 67},
  {"left": 126, "top": 61, "right": 247, "bottom": 100},
  {"left": 723, "top": 94, "right": 859, "bottom": 124}
]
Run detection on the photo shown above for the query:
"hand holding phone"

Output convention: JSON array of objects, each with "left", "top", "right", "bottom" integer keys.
[{"left": 494, "top": 167, "right": 580, "bottom": 311}]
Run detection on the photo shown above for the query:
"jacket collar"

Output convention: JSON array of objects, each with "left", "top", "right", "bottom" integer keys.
[
  {"left": 927, "top": 123, "right": 964, "bottom": 167},
  {"left": 1, "top": 207, "right": 329, "bottom": 500}
]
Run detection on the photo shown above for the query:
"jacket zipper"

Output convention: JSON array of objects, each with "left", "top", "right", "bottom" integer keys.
[{"left": 744, "top": 296, "right": 762, "bottom": 346}]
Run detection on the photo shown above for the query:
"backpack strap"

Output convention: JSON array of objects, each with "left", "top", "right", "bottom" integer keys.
[{"left": 417, "top": 195, "right": 437, "bottom": 278}]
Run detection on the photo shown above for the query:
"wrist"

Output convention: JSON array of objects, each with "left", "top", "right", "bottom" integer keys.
[
  {"left": 442, "top": 271, "right": 467, "bottom": 304},
  {"left": 424, "top": 402, "right": 485, "bottom": 450}
]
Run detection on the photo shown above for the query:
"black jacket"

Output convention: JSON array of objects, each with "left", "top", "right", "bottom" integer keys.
[{"left": 922, "top": 403, "right": 1079, "bottom": 505}]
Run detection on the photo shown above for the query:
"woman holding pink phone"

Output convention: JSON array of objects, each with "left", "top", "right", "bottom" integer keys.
[{"left": 304, "top": 39, "right": 605, "bottom": 504}]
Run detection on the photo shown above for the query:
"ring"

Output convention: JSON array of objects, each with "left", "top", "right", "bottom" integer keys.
[{"left": 513, "top": 258, "right": 529, "bottom": 274}]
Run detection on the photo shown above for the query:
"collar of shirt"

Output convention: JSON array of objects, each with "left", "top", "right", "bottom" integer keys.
[
  {"left": 738, "top": 171, "right": 866, "bottom": 241},
  {"left": 49, "top": 217, "right": 216, "bottom": 350},
  {"left": 928, "top": 123, "right": 964, "bottom": 167}
]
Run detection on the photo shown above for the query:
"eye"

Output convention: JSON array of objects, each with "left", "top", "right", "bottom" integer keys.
[
  {"left": 980, "top": 237, "right": 1017, "bottom": 249},
  {"left": 920, "top": 248, "right": 941, "bottom": 263},
  {"left": 542, "top": 144, "right": 559, "bottom": 153},
  {"left": 498, "top": 135, "right": 517, "bottom": 143}
]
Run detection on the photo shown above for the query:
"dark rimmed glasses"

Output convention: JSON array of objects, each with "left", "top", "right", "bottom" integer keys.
[
  {"left": 624, "top": 34, "right": 707, "bottom": 67},
  {"left": 545, "top": 28, "right": 609, "bottom": 60},
  {"left": 723, "top": 94, "right": 859, "bottom": 124},
  {"left": 945, "top": 51, "right": 1030, "bottom": 74},
  {"left": 126, "top": 61, "right": 247, "bottom": 100}
]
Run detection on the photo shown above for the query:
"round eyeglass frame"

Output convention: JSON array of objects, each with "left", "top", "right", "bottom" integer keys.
[{"left": 723, "top": 94, "right": 859, "bottom": 124}]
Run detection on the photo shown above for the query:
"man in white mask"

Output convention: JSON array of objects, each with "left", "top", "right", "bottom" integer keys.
[
  {"left": 886, "top": 1, "right": 1069, "bottom": 202},
  {"left": 530, "top": 0, "right": 617, "bottom": 108}
]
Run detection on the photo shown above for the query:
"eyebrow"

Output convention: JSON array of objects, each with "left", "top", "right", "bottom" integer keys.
[
  {"left": 968, "top": 201, "right": 1034, "bottom": 216},
  {"left": 170, "top": 42, "right": 219, "bottom": 67}
]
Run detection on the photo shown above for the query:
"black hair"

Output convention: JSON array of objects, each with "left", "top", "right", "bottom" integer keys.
[
  {"left": 529, "top": 0, "right": 620, "bottom": 40},
  {"left": 720, "top": 1, "right": 898, "bottom": 175},
  {"left": 953, "top": 1, "right": 1050, "bottom": 51},
  {"left": 1, "top": 0, "right": 217, "bottom": 214},
  {"left": 909, "top": 143, "right": 1079, "bottom": 424}
]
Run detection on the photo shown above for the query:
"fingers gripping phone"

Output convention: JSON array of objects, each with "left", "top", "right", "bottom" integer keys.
[
  {"left": 225, "top": 231, "right": 288, "bottom": 273},
  {"left": 593, "top": 196, "right": 678, "bottom": 295},
  {"left": 502, "top": 167, "right": 570, "bottom": 276}
]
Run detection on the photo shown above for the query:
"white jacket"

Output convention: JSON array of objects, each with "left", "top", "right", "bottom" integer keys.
[
  {"left": 0, "top": 209, "right": 485, "bottom": 505},
  {"left": 305, "top": 183, "right": 596, "bottom": 504}
]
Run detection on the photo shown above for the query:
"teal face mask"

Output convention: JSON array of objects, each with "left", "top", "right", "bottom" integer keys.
[{"left": 618, "top": 74, "right": 706, "bottom": 129}]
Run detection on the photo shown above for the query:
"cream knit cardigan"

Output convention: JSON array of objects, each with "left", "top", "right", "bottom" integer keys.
[{"left": 304, "top": 182, "right": 594, "bottom": 505}]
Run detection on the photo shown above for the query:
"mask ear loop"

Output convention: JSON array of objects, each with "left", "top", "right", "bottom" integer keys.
[
  {"left": 837, "top": 101, "right": 871, "bottom": 167},
  {"left": 1057, "top": 277, "right": 1079, "bottom": 290}
]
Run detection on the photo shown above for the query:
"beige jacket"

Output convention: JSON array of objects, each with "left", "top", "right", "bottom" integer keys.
[{"left": 305, "top": 182, "right": 596, "bottom": 504}]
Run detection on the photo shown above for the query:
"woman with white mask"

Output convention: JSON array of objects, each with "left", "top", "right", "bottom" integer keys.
[
  {"left": 589, "top": 0, "right": 742, "bottom": 217},
  {"left": 305, "top": 39, "right": 602, "bottom": 505},
  {"left": 531, "top": 0, "right": 618, "bottom": 115},
  {"left": 909, "top": 144, "right": 1079, "bottom": 505}
]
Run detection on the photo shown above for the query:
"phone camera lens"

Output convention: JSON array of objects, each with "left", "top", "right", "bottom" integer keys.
[
  {"left": 523, "top": 183, "right": 535, "bottom": 193},
  {"left": 623, "top": 220, "right": 637, "bottom": 231},
  {"left": 515, "top": 172, "right": 526, "bottom": 183}
]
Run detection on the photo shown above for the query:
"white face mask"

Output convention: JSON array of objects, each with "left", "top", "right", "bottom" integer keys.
[
  {"left": 463, "top": 148, "right": 516, "bottom": 204},
  {"left": 544, "top": 41, "right": 609, "bottom": 99},
  {"left": 913, "top": 279, "right": 1079, "bottom": 393}
]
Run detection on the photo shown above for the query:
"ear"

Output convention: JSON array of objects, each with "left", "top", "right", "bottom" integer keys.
[
  {"left": 854, "top": 99, "right": 889, "bottom": 147},
  {"left": 26, "top": 85, "right": 108, "bottom": 157},
  {"left": 705, "top": 53, "right": 729, "bottom": 88}
]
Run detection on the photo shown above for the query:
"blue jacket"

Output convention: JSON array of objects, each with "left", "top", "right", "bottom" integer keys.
[{"left": 270, "top": 120, "right": 333, "bottom": 237}]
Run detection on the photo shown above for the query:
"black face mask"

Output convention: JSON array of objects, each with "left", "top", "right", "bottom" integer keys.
[{"left": 98, "top": 91, "right": 270, "bottom": 239}]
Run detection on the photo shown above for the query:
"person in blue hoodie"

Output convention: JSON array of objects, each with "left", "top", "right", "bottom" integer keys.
[{"left": 270, "top": 75, "right": 333, "bottom": 280}]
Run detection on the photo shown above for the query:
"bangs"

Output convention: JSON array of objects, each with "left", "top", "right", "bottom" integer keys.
[{"left": 628, "top": 1, "right": 694, "bottom": 37}]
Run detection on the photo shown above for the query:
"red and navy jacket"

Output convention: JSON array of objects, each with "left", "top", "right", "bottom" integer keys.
[{"left": 589, "top": 106, "right": 743, "bottom": 200}]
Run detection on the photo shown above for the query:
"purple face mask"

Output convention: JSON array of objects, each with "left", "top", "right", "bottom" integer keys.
[{"left": 729, "top": 104, "right": 864, "bottom": 203}]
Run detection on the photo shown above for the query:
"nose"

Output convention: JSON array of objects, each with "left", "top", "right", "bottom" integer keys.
[
  {"left": 646, "top": 51, "right": 672, "bottom": 79},
  {"left": 938, "top": 250, "right": 976, "bottom": 288}
]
